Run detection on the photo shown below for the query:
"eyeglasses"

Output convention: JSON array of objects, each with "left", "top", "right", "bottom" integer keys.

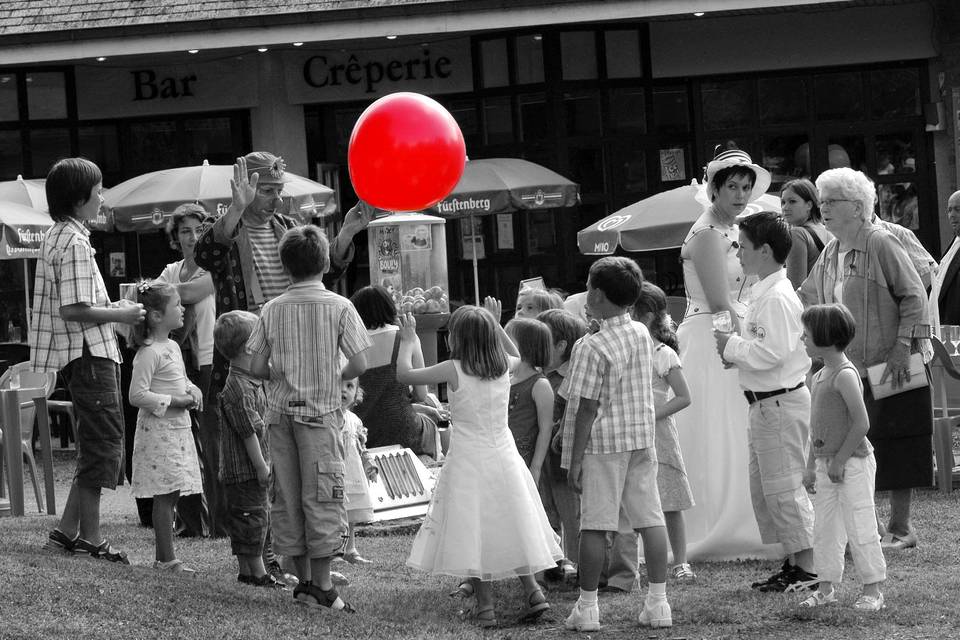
[{"left": 820, "top": 198, "right": 856, "bottom": 209}]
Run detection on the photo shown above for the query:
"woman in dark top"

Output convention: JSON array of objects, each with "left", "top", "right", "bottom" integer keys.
[
  {"left": 350, "top": 286, "right": 440, "bottom": 457},
  {"left": 781, "top": 178, "right": 833, "bottom": 289}
]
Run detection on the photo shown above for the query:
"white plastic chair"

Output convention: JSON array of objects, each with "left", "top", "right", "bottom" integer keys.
[{"left": 0, "top": 365, "right": 52, "bottom": 512}]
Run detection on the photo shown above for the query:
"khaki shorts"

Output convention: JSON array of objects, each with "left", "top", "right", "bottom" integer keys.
[
  {"left": 580, "top": 449, "right": 664, "bottom": 532},
  {"left": 270, "top": 412, "right": 349, "bottom": 558}
]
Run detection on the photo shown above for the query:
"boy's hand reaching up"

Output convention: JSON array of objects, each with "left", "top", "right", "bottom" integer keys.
[{"left": 398, "top": 312, "right": 418, "bottom": 342}]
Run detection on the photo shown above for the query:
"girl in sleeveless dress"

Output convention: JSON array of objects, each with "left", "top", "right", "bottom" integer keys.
[
  {"left": 674, "top": 148, "right": 780, "bottom": 561},
  {"left": 129, "top": 282, "right": 204, "bottom": 573},
  {"left": 338, "top": 377, "right": 377, "bottom": 566},
  {"left": 632, "top": 282, "right": 696, "bottom": 579},
  {"left": 398, "top": 301, "right": 563, "bottom": 628},
  {"left": 504, "top": 318, "right": 555, "bottom": 477}
]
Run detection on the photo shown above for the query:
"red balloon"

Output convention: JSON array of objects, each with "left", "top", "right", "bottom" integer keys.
[{"left": 348, "top": 92, "right": 466, "bottom": 212}]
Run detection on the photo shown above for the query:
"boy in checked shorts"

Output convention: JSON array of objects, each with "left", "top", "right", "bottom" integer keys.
[{"left": 560, "top": 256, "right": 672, "bottom": 631}]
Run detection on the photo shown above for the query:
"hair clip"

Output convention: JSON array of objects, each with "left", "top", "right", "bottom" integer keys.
[{"left": 136, "top": 281, "right": 153, "bottom": 295}]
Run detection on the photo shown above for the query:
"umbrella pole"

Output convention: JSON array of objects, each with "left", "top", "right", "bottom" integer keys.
[
  {"left": 22, "top": 258, "right": 30, "bottom": 333},
  {"left": 470, "top": 213, "right": 480, "bottom": 306}
]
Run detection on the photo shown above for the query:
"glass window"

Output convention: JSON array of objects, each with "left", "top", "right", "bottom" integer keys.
[
  {"left": 518, "top": 93, "right": 548, "bottom": 142},
  {"left": 609, "top": 88, "right": 646, "bottom": 134},
  {"left": 815, "top": 72, "right": 863, "bottom": 121},
  {"left": 652, "top": 87, "right": 688, "bottom": 134},
  {"left": 29, "top": 128, "right": 71, "bottom": 177},
  {"left": 762, "top": 134, "right": 810, "bottom": 188},
  {"left": 334, "top": 107, "right": 364, "bottom": 153},
  {"left": 445, "top": 99, "right": 480, "bottom": 149},
  {"left": 876, "top": 133, "right": 915, "bottom": 175},
  {"left": 480, "top": 38, "right": 509, "bottom": 88},
  {"left": 26, "top": 72, "right": 67, "bottom": 120},
  {"left": 561, "top": 32, "right": 597, "bottom": 81},
  {"left": 0, "top": 130, "right": 23, "bottom": 179},
  {"left": 577, "top": 202, "right": 608, "bottom": 231},
  {"left": 514, "top": 34, "right": 544, "bottom": 84},
  {"left": 183, "top": 116, "right": 234, "bottom": 165},
  {"left": 483, "top": 96, "right": 513, "bottom": 145},
  {"left": 826, "top": 135, "right": 865, "bottom": 172},
  {"left": 758, "top": 76, "right": 807, "bottom": 125},
  {"left": 609, "top": 141, "right": 647, "bottom": 193},
  {"left": 563, "top": 91, "right": 601, "bottom": 136},
  {"left": 877, "top": 182, "right": 918, "bottom": 230},
  {"left": 526, "top": 210, "right": 557, "bottom": 255},
  {"left": 0, "top": 74, "right": 18, "bottom": 122},
  {"left": 127, "top": 120, "right": 178, "bottom": 175},
  {"left": 567, "top": 143, "right": 604, "bottom": 194},
  {"left": 604, "top": 30, "right": 642, "bottom": 79},
  {"left": 78, "top": 124, "right": 121, "bottom": 177},
  {"left": 701, "top": 80, "right": 753, "bottom": 131},
  {"left": 870, "top": 68, "right": 920, "bottom": 119}
]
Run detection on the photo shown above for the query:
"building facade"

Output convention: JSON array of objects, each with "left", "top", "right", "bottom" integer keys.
[{"left": 2, "top": 0, "right": 959, "bottom": 308}]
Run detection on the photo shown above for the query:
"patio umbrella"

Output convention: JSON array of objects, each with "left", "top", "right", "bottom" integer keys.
[
  {"left": 0, "top": 200, "right": 55, "bottom": 328},
  {"left": 0, "top": 175, "right": 47, "bottom": 211},
  {"left": 103, "top": 160, "right": 336, "bottom": 233},
  {"left": 578, "top": 181, "right": 781, "bottom": 255},
  {"left": 422, "top": 158, "right": 580, "bottom": 304}
]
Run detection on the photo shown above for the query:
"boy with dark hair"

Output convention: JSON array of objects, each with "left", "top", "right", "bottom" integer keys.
[
  {"left": 31, "top": 157, "right": 146, "bottom": 561},
  {"left": 214, "top": 310, "right": 281, "bottom": 588},
  {"left": 247, "top": 224, "right": 370, "bottom": 612},
  {"left": 560, "top": 256, "right": 672, "bottom": 631},
  {"left": 714, "top": 211, "right": 816, "bottom": 592}
]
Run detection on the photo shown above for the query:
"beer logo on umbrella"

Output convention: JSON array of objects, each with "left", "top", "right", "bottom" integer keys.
[{"left": 597, "top": 215, "right": 630, "bottom": 231}]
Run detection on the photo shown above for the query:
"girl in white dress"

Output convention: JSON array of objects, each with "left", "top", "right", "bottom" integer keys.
[
  {"left": 129, "top": 282, "right": 204, "bottom": 573},
  {"left": 398, "top": 300, "right": 562, "bottom": 629},
  {"left": 674, "top": 148, "right": 780, "bottom": 561},
  {"left": 339, "top": 377, "right": 376, "bottom": 565}
]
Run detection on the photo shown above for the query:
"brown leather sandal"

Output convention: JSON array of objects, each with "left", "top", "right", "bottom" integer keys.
[{"left": 519, "top": 588, "right": 550, "bottom": 621}]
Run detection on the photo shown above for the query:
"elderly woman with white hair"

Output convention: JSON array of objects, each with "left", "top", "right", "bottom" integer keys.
[
  {"left": 799, "top": 167, "right": 930, "bottom": 551},
  {"left": 673, "top": 147, "right": 780, "bottom": 564}
]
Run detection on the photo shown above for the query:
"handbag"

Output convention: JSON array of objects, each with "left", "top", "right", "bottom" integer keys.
[{"left": 865, "top": 352, "right": 928, "bottom": 399}]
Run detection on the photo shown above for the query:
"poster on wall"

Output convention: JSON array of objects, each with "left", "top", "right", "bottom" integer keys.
[
  {"left": 109, "top": 253, "right": 126, "bottom": 278},
  {"left": 460, "top": 217, "right": 485, "bottom": 260},
  {"left": 659, "top": 148, "right": 686, "bottom": 182},
  {"left": 954, "top": 87, "right": 960, "bottom": 190},
  {"left": 496, "top": 214, "right": 515, "bottom": 250}
]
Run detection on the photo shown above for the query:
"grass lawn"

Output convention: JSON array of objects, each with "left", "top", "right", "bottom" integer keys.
[{"left": 2, "top": 451, "right": 959, "bottom": 639}]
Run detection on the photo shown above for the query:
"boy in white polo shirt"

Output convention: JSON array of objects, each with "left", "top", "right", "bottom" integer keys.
[{"left": 714, "top": 211, "right": 816, "bottom": 592}]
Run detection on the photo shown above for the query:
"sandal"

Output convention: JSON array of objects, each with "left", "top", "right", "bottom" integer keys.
[
  {"left": 340, "top": 551, "right": 373, "bottom": 565},
  {"left": 449, "top": 579, "right": 476, "bottom": 598},
  {"left": 519, "top": 588, "right": 550, "bottom": 622},
  {"left": 476, "top": 605, "right": 497, "bottom": 628},
  {"left": 154, "top": 559, "right": 197, "bottom": 575},
  {"left": 293, "top": 581, "right": 356, "bottom": 613},
  {"left": 799, "top": 589, "right": 837, "bottom": 608}
]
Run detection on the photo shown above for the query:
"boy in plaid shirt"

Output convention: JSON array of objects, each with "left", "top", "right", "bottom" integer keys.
[
  {"left": 560, "top": 257, "right": 671, "bottom": 631},
  {"left": 214, "top": 310, "right": 280, "bottom": 588}
]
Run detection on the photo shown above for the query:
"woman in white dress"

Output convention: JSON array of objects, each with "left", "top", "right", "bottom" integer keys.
[{"left": 675, "top": 148, "right": 781, "bottom": 561}]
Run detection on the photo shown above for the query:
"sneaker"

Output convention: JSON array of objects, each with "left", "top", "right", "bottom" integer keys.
[
  {"left": 784, "top": 566, "right": 819, "bottom": 593},
  {"left": 752, "top": 561, "right": 817, "bottom": 593},
  {"left": 73, "top": 539, "right": 130, "bottom": 565},
  {"left": 331, "top": 570, "right": 350, "bottom": 586},
  {"left": 154, "top": 559, "right": 197, "bottom": 575},
  {"left": 293, "top": 581, "right": 355, "bottom": 613},
  {"left": 43, "top": 529, "right": 77, "bottom": 555},
  {"left": 560, "top": 560, "right": 578, "bottom": 584},
  {"left": 267, "top": 560, "right": 298, "bottom": 588},
  {"left": 671, "top": 563, "right": 696, "bottom": 580},
  {"left": 853, "top": 592, "right": 885, "bottom": 611},
  {"left": 799, "top": 589, "right": 837, "bottom": 608},
  {"left": 638, "top": 598, "right": 672, "bottom": 628},
  {"left": 564, "top": 599, "right": 600, "bottom": 632}
]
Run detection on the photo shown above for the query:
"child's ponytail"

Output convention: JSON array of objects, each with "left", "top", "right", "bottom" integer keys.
[
  {"left": 633, "top": 281, "right": 679, "bottom": 353},
  {"left": 131, "top": 280, "right": 177, "bottom": 347}
]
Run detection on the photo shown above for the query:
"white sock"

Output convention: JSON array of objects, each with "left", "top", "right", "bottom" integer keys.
[
  {"left": 579, "top": 588, "right": 598, "bottom": 605},
  {"left": 647, "top": 581, "right": 667, "bottom": 600}
]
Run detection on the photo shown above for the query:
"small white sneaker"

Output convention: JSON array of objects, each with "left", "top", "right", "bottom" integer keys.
[
  {"left": 564, "top": 599, "right": 600, "bottom": 632},
  {"left": 853, "top": 592, "right": 885, "bottom": 611},
  {"left": 638, "top": 598, "right": 672, "bottom": 628}
]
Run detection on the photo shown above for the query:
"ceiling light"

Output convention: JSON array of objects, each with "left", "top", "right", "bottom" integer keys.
[
  {"left": 258, "top": 47, "right": 269, "bottom": 53},
  {"left": 187, "top": 49, "right": 199, "bottom": 54},
  {"left": 386, "top": 35, "right": 397, "bottom": 40},
  {"left": 693, "top": 12, "right": 705, "bottom": 16},
  {"left": 293, "top": 42, "right": 304, "bottom": 47},
  {"left": 96, "top": 56, "right": 107, "bottom": 62},
  {"left": 533, "top": 34, "right": 543, "bottom": 41}
]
